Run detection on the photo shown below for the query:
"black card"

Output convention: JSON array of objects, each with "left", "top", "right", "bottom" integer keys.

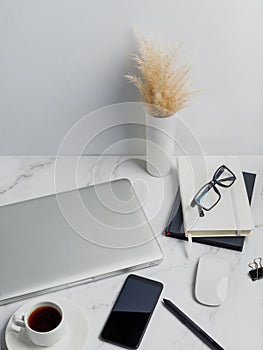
[{"left": 165, "top": 172, "right": 256, "bottom": 251}]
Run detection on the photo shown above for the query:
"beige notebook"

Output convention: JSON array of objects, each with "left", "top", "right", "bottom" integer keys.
[{"left": 177, "top": 156, "right": 254, "bottom": 237}]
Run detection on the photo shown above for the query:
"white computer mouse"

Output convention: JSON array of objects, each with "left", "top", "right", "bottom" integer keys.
[{"left": 195, "top": 255, "right": 230, "bottom": 306}]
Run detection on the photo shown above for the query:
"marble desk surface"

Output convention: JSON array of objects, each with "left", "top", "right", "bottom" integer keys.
[{"left": 0, "top": 155, "right": 262, "bottom": 350}]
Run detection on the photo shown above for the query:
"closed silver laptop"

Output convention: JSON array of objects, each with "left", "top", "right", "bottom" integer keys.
[{"left": 0, "top": 179, "right": 162, "bottom": 305}]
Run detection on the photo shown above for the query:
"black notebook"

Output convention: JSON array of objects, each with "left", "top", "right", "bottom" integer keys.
[{"left": 165, "top": 172, "right": 256, "bottom": 251}]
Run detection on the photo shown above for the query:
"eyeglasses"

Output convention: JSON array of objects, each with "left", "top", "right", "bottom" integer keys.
[{"left": 191, "top": 165, "right": 236, "bottom": 217}]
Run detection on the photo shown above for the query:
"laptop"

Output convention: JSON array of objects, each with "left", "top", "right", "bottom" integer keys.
[{"left": 0, "top": 179, "right": 162, "bottom": 305}]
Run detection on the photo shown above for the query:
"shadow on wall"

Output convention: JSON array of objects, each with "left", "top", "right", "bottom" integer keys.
[{"left": 112, "top": 29, "right": 141, "bottom": 106}]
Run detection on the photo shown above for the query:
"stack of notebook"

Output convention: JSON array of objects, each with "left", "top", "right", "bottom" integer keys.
[{"left": 165, "top": 172, "right": 256, "bottom": 251}]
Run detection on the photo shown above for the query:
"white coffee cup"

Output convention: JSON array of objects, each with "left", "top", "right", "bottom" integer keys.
[{"left": 12, "top": 301, "right": 65, "bottom": 347}]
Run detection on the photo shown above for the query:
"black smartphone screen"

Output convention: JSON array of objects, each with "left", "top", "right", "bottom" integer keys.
[{"left": 100, "top": 274, "right": 163, "bottom": 349}]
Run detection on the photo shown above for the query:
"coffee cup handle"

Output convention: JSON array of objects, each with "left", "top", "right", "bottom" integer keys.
[{"left": 12, "top": 315, "right": 26, "bottom": 328}]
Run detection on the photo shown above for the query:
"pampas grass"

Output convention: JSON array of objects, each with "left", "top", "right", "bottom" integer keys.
[{"left": 126, "top": 33, "right": 194, "bottom": 117}]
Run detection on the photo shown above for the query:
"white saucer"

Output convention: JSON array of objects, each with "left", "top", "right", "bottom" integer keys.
[{"left": 5, "top": 298, "right": 89, "bottom": 350}]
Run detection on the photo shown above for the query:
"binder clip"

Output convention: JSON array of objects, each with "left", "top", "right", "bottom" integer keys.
[{"left": 248, "top": 257, "right": 263, "bottom": 281}]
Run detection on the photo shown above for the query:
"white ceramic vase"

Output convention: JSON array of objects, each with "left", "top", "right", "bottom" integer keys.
[{"left": 145, "top": 112, "right": 176, "bottom": 177}]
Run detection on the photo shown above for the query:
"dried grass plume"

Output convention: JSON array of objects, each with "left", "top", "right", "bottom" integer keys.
[{"left": 126, "top": 33, "right": 194, "bottom": 117}]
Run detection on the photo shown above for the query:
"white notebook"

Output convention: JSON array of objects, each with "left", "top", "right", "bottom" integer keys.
[{"left": 177, "top": 156, "right": 254, "bottom": 237}]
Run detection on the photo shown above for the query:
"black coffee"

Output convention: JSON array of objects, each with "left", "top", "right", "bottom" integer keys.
[{"left": 28, "top": 306, "right": 62, "bottom": 332}]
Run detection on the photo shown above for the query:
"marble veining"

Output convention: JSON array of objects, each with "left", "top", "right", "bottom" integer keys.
[
  {"left": 0, "top": 155, "right": 262, "bottom": 350},
  {"left": 0, "top": 158, "right": 53, "bottom": 193}
]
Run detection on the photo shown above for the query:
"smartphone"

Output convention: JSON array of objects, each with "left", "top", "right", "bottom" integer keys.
[{"left": 100, "top": 274, "right": 163, "bottom": 349}]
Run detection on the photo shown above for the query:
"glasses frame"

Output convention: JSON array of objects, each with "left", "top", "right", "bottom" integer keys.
[{"left": 191, "top": 164, "right": 237, "bottom": 217}]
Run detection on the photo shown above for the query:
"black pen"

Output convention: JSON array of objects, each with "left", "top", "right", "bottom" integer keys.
[{"left": 163, "top": 299, "right": 224, "bottom": 350}]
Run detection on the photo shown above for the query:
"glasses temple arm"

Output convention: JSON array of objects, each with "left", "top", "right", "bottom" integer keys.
[{"left": 198, "top": 206, "right": 204, "bottom": 217}]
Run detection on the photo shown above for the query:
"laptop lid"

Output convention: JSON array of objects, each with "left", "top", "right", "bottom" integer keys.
[{"left": 0, "top": 179, "right": 162, "bottom": 305}]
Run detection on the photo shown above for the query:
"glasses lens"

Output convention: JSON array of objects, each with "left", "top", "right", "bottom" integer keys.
[
  {"left": 214, "top": 166, "right": 235, "bottom": 187},
  {"left": 195, "top": 183, "right": 220, "bottom": 210}
]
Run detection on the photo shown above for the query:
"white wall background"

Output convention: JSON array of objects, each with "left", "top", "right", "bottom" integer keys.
[{"left": 0, "top": 0, "right": 262, "bottom": 155}]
